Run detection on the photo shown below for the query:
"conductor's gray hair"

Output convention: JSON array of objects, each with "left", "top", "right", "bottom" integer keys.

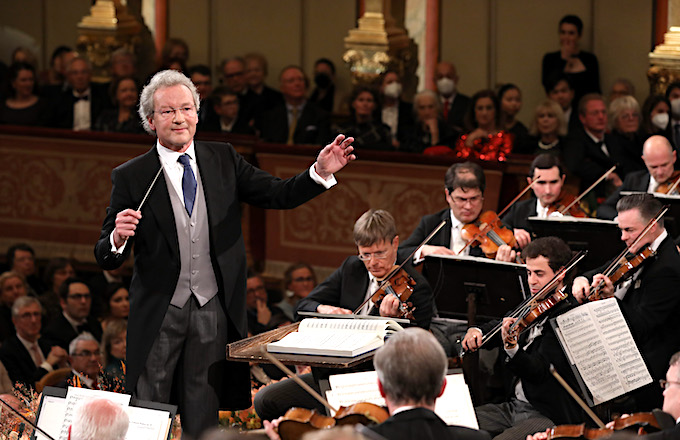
[{"left": 138, "top": 69, "right": 200, "bottom": 135}]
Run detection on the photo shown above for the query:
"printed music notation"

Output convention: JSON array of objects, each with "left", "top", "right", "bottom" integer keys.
[{"left": 554, "top": 298, "right": 652, "bottom": 405}]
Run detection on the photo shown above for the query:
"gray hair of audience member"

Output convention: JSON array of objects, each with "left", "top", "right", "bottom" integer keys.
[
  {"left": 69, "top": 332, "right": 98, "bottom": 356},
  {"left": 66, "top": 55, "right": 92, "bottom": 73},
  {"left": 70, "top": 398, "right": 129, "bottom": 440},
  {"left": 608, "top": 95, "right": 641, "bottom": 131},
  {"left": 244, "top": 52, "right": 269, "bottom": 76},
  {"left": 0, "top": 270, "right": 27, "bottom": 294},
  {"left": 616, "top": 193, "right": 664, "bottom": 228},
  {"left": 138, "top": 69, "right": 200, "bottom": 134},
  {"left": 413, "top": 90, "right": 440, "bottom": 118},
  {"left": 373, "top": 327, "right": 447, "bottom": 406},
  {"left": 528, "top": 99, "right": 567, "bottom": 137},
  {"left": 353, "top": 209, "right": 398, "bottom": 247},
  {"left": 444, "top": 161, "right": 486, "bottom": 194},
  {"left": 301, "top": 426, "right": 368, "bottom": 440},
  {"left": 219, "top": 56, "right": 246, "bottom": 73},
  {"left": 670, "top": 352, "right": 680, "bottom": 370},
  {"left": 11, "top": 295, "right": 41, "bottom": 317},
  {"left": 110, "top": 47, "right": 136, "bottom": 64},
  {"left": 101, "top": 319, "right": 127, "bottom": 366},
  {"left": 610, "top": 78, "right": 636, "bottom": 98}
]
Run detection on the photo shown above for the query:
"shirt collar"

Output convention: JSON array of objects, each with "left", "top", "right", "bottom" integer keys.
[
  {"left": 16, "top": 333, "right": 38, "bottom": 350},
  {"left": 585, "top": 129, "right": 604, "bottom": 143},
  {"left": 449, "top": 209, "right": 463, "bottom": 229},
  {"left": 392, "top": 405, "right": 417, "bottom": 415},
  {"left": 649, "top": 229, "right": 668, "bottom": 252},
  {"left": 72, "top": 369, "right": 95, "bottom": 388},
  {"left": 63, "top": 311, "right": 86, "bottom": 329},
  {"left": 156, "top": 140, "right": 196, "bottom": 167}
]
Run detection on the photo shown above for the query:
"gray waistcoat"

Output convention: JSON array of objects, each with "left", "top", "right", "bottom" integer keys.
[{"left": 166, "top": 168, "right": 218, "bottom": 307}]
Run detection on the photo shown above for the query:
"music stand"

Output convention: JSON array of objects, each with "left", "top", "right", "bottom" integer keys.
[
  {"left": 621, "top": 191, "right": 680, "bottom": 239},
  {"left": 528, "top": 216, "right": 624, "bottom": 272},
  {"left": 422, "top": 254, "right": 528, "bottom": 323}
]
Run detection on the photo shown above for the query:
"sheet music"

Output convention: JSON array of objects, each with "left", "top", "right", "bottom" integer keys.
[
  {"left": 555, "top": 298, "right": 652, "bottom": 405},
  {"left": 58, "top": 387, "right": 131, "bottom": 440},
  {"left": 124, "top": 406, "right": 171, "bottom": 440},
  {"left": 326, "top": 371, "right": 479, "bottom": 429},
  {"left": 35, "top": 396, "right": 65, "bottom": 440}
]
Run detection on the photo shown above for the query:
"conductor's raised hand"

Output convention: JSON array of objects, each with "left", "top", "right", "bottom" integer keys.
[
  {"left": 314, "top": 134, "right": 356, "bottom": 179},
  {"left": 113, "top": 209, "right": 142, "bottom": 248}
]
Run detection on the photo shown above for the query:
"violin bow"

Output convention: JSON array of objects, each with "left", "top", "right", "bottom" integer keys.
[
  {"left": 665, "top": 173, "right": 680, "bottom": 195},
  {"left": 587, "top": 204, "right": 668, "bottom": 300},
  {"left": 559, "top": 165, "right": 617, "bottom": 215},
  {"left": 352, "top": 220, "right": 447, "bottom": 315},
  {"left": 457, "top": 176, "right": 540, "bottom": 256},
  {"left": 550, "top": 366, "right": 607, "bottom": 429}
]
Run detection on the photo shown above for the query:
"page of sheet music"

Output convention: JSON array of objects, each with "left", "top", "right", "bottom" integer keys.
[
  {"left": 35, "top": 395, "right": 66, "bottom": 440},
  {"left": 326, "top": 371, "right": 479, "bottom": 429},
  {"left": 124, "top": 406, "right": 171, "bottom": 440},
  {"left": 58, "top": 387, "right": 131, "bottom": 440},
  {"left": 555, "top": 298, "right": 652, "bottom": 405}
]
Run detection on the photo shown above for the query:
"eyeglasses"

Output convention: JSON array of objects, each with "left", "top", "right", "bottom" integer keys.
[
  {"left": 154, "top": 106, "right": 196, "bottom": 119},
  {"left": 292, "top": 276, "right": 314, "bottom": 283},
  {"left": 18, "top": 311, "right": 41, "bottom": 320},
  {"left": 660, "top": 379, "right": 680, "bottom": 390},
  {"left": 72, "top": 350, "right": 101, "bottom": 358},
  {"left": 451, "top": 195, "right": 482, "bottom": 206},
  {"left": 358, "top": 250, "right": 389, "bottom": 261},
  {"left": 67, "top": 293, "right": 91, "bottom": 301},
  {"left": 246, "top": 286, "right": 266, "bottom": 295}
]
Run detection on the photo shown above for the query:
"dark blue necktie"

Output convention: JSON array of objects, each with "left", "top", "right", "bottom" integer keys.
[{"left": 178, "top": 154, "right": 197, "bottom": 216}]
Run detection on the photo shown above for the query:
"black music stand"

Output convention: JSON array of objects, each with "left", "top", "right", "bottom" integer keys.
[
  {"left": 528, "top": 216, "right": 624, "bottom": 272},
  {"left": 621, "top": 191, "right": 680, "bottom": 239}
]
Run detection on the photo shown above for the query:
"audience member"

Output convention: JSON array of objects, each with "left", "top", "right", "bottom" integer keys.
[
  {"left": 38, "top": 45, "right": 73, "bottom": 87},
  {"left": 377, "top": 70, "right": 414, "bottom": 149},
  {"left": 159, "top": 56, "right": 187, "bottom": 74},
  {"left": 42, "top": 278, "right": 103, "bottom": 350},
  {"left": 202, "top": 86, "right": 254, "bottom": 134},
  {"left": 0, "top": 271, "right": 28, "bottom": 342},
  {"left": 94, "top": 76, "right": 145, "bottom": 134},
  {"left": 608, "top": 95, "right": 645, "bottom": 170},
  {"left": 257, "top": 65, "right": 330, "bottom": 145},
  {"left": 274, "top": 262, "right": 317, "bottom": 321},
  {"left": 100, "top": 283, "right": 129, "bottom": 331},
  {"left": 498, "top": 83, "right": 528, "bottom": 149},
  {"left": 188, "top": 64, "right": 218, "bottom": 130},
  {"left": 665, "top": 81, "right": 680, "bottom": 149},
  {"left": 40, "top": 257, "right": 76, "bottom": 322},
  {"left": 641, "top": 94, "right": 672, "bottom": 142},
  {"left": 100, "top": 318, "right": 126, "bottom": 392},
  {"left": 87, "top": 266, "right": 129, "bottom": 320},
  {"left": 542, "top": 14, "right": 600, "bottom": 106},
  {"left": 109, "top": 48, "right": 137, "bottom": 81},
  {"left": 246, "top": 270, "right": 287, "bottom": 336},
  {"left": 58, "top": 333, "right": 101, "bottom": 389},
  {"left": 160, "top": 38, "right": 189, "bottom": 68},
  {"left": 453, "top": 89, "right": 513, "bottom": 161},
  {"left": 401, "top": 90, "right": 457, "bottom": 153},
  {"left": 516, "top": 100, "right": 567, "bottom": 156},
  {"left": 435, "top": 61, "right": 471, "bottom": 132},
  {"left": 51, "top": 56, "right": 111, "bottom": 131},
  {"left": 220, "top": 57, "right": 248, "bottom": 96},
  {"left": 0, "top": 296, "right": 68, "bottom": 388},
  {"left": 6, "top": 243, "right": 44, "bottom": 295},
  {"left": 309, "top": 58, "right": 337, "bottom": 113},
  {"left": 11, "top": 47, "right": 38, "bottom": 70},
  {"left": 0, "top": 62, "right": 49, "bottom": 126},
  {"left": 335, "top": 85, "right": 392, "bottom": 150},
  {"left": 608, "top": 78, "right": 635, "bottom": 103},
  {"left": 545, "top": 74, "right": 580, "bottom": 133},
  {"left": 69, "top": 398, "right": 129, "bottom": 440},
  {"left": 244, "top": 52, "right": 284, "bottom": 118}
]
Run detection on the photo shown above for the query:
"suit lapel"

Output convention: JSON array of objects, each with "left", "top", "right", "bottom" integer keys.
[{"left": 440, "top": 209, "right": 452, "bottom": 247}]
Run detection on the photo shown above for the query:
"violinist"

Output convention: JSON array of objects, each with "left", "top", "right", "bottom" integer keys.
[
  {"left": 502, "top": 154, "right": 576, "bottom": 249},
  {"left": 254, "top": 209, "right": 434, "bottom": 421},
  {"left": 573, "top": 194, "right": 680, "bottom": 412},
  {"left": 466, "top": 238, "right": 589, "bottom": 439},
  {"left": 399, "top": 161, "right": 518, "bottom": 263},
  {"left": 598, "top": 135, "right": 678, "bottom": 220}
]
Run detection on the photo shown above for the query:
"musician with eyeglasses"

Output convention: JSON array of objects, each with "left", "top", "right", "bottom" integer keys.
[{"left": 94, "top": 69, "right": 355, "bottom": 439}]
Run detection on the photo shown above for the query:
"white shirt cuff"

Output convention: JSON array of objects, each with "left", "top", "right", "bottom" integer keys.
[
  {"left": 109, "top": 231, "right": 127, "bottom": 254},
  {"left": 40, "top": 361, "right": 54, "bottom": 372},
  {"left": 309, "top": 163, "right": 337, "bottom": 189},
  {"left": 413, "top": 247, "right": 424, "bottom": 265},
  {"left": 505, "top": 345, "right": 519, "bottom": 358}
]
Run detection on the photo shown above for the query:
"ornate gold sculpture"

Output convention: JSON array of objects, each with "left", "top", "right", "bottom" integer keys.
[{"left": 648, "top": 26, "right": 680, "bottom": 95}]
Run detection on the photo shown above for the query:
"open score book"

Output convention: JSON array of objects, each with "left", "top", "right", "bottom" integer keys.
[{"left": 266, "top": 318, "right": 404, "bottom": 357}]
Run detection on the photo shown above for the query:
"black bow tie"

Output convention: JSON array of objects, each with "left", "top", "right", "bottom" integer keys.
[
  {"left": 74, "top": 95, "right": 89, "bottom": 102},
  {"left": 76, "top": 324, "right": 89, "bottom": 334}
]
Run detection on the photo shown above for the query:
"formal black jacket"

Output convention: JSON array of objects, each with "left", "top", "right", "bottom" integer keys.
[
  {"left": 369, "top": 407, "right": 491, "bottom": 440},
  {"left": 442, "top": 93, "right": 472, "bottom": 133},
  {"left": 0, "top": 335, "right": 53, "bottom": 388},
  {"left": 49, "top": 83, "right": 112, "bottom": 130},
  {"left": 541, "top": 51, "right": 600, "bottom": 104},
  {"left": 295, "top": 256, "right": 434, "bottom": 330},
  {"left": 94, "top": 141, "right": 326, "bottom": 409},
  {"left": 245, "top": 86, "right": 284, "bottom": 121},
  {"left": 501, "top": 198, "right": 538, "bottom": 233},
  {"left": 199, "top": 114, "right": 256, "bottom": 135},
  {"left": 256, "top": 101, "right": 331, "bottom": 145},
  {"left": 644, "top": 421, "right": 680, "bottom": 440},
  {"left": 41, "top": 313, "right": 103, "bottom": 350},
  {"left": 378, "top": 99, "right": 415, "bottom": 145},
  {"left": 584, "top": 235, "right": 680, "bottom": 411},
  {"left": 596, "top": 170, "right": 650, "bottom": 220}
]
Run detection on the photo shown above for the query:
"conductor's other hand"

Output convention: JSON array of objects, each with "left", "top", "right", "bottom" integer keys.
[
  {"left": 113, "top": 209, "right": 142, "bottom": 248},
  {"left": 314, "top": 134, "right": 356, "bottom": 179},
  {"left": 462, "top": 328, "right": 483, "bottom": 351}
]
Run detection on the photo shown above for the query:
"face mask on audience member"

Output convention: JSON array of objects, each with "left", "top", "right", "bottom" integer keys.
[
  {"left": 314, "top": 73, "right": 331, "bottom": 89},
  {"left": 436, "top": 77, "right": 455, "bottom": 96},
  {"left": 672, "top": 99, "right": 680, "bottom": 119},
  {"left": 383, "top": 82, "right": 402, "bottom": 99},
  {"left": 652, "top": 112, "right": 670, "bottom": 130}
]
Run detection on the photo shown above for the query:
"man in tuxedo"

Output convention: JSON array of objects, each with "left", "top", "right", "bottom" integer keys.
[
  {"left": 573, "top": 193, "right": 680, "bottom": 412},
  {"left": 256, "top": 65, "right": 331, "bottom": 145},
  {"left": 399, "top": 161, "right": 517, "bottom": 263},
  {"left": 0, "top": 296, "right": 68, "bottom": 389},
  {"left": 42, "top": 278, "right": 103, "bottom": 350},
  {"left": 435, "top": 61, "right": 471, "bottom": 132},
  {"left": 597, "top": 135, "right": 677, "bottom": 219},
  {"left": 93, "top": 69, "right": 354, "bottom": 438},
  {"left": 58, "top": 333, "right": 101, "bottom": 389},
  {"left": 502, "top": 154, "right": 570, "bottom": 248}
]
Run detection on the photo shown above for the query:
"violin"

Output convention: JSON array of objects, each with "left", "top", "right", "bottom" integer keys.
[
  {"left": 369, "top": 266, "right": 416, "bottom": 320},
  {"left": 547, "top": 193, "right": 588, "bottom": 218},
  {"left": 544, "top": 412, "right": 664, "bottom": 439},
  {"left": 461, "top": 211, "right": 517, "bottom": 259},
  {"left": 277, "top": 403, "right": 389, "bottom": 440},
  {"left": 588, "top": 246, "right": 656, "bottom": 301},
  {"left": 655, "top": 171, "right": 680, "bottom": 195},
  {"left": 508, "top": 287, "right": 568, "bottom": 342}
]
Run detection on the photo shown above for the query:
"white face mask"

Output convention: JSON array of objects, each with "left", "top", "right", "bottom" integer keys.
[
  {"left": 437, "top": 77, "right": 455, "bottom": 96},
  {"left": 383, "top": 82, "right": 402, "bottom": 99},
  {"left": 672, "top": 99, "right": 680, "bottom": 118},
  {"left": 652, "top": 112, "right": 669, "bottom": 130}
]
